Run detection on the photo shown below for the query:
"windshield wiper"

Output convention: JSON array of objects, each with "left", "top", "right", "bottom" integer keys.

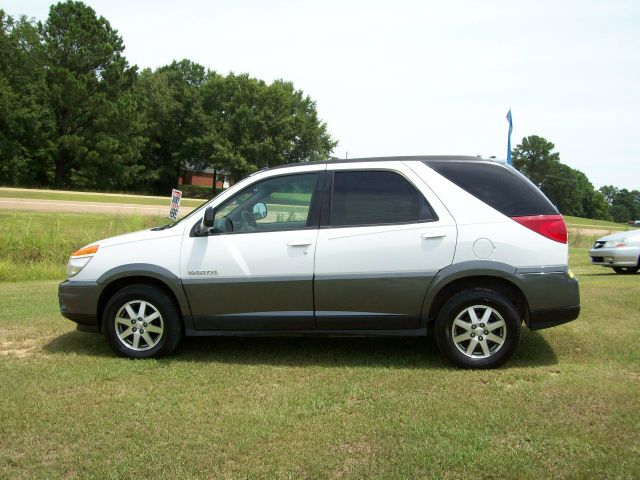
[{"left": 151, "top": 223, "right": 176, "bottom": 231}]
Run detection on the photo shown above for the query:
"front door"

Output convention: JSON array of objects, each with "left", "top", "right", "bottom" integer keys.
[
  {"left": 313, "top": 164, "right": 457, "bottom": 330},
  {"left": 181, "top": 172, "right": 322, "bottom": 331}
]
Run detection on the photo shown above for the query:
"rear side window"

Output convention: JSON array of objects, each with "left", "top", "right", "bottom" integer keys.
[
  {"left": 424, "top": 161, "right": 558, "bottom": 216},
  {"left": 329, "top": 170, "right": 436, "bottom": 227}
]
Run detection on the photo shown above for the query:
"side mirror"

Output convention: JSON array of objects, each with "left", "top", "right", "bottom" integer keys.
[
  {"left": 252, "top": 202, "right": 267, "bottom": 220},
  {"left": 203, "top": 206, "right": 215, "bottom": 227}
]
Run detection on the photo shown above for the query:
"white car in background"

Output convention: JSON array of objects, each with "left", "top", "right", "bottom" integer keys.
[{"left": 589, "top": 229, "right": 640, "bottom": 274}]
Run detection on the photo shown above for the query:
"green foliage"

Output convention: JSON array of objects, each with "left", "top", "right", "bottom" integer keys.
[
  {"left": 134, "top": 60, "right": 209, "bottom": 194},
  {"left": 512, "top": 135, "right": 560, "bottom": 189},
  {"left": 582, "top": 189, "right": 610, "bottom": 220},
  {"left": 175, "top": 184, "right": 220, "bottom": 200},
  {"left": 0, "top": 2, "right": 336, "bottom": 195},
  {"left": 512, "top": 135, "right": 614, "bottom": 220},
  {"left": 192, "top": 73, "right": 336, "bottom": 181},
  {"left": 0, "top": 11, "right": 55, "bottom": 186},
  {"left": 40, "top": 1, "right": 144, "bottom": 190},
  {"left": 600, "top": 185, "right": 640, "bottom": 222},
  {"left": 610, "top": 204, "right": 631, "bottom": 223}
]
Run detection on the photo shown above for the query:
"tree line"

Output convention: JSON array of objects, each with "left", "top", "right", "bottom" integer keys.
[
  {"left": 0, "top": 1, "right": 336, "bottom": 194},
  {"left": 512, "top": 135, "right": 639, "bottom": 222}
]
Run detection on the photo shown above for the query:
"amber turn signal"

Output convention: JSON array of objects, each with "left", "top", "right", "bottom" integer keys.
[{"left": 71, "top": 245, "right": 99, "bottom": 257}]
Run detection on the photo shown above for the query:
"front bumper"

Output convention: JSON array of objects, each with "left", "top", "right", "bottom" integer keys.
[
  {"left": 516, "top": 267, "right": 580, "bottom": 330},
  {"left": 589, "top": 246, "right": 639, "bottom": 267},
  {"left": 58, "top": 280, "right": 104, "bottom": 332}
]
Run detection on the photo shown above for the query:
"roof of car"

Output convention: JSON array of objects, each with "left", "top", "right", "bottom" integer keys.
[{"left": 267, "top": 155, "right": 496, "bottom": 171}]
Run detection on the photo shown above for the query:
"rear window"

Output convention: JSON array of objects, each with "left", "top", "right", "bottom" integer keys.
[{"left": 424, "top": 161, "right": 558, "bottom": 217}]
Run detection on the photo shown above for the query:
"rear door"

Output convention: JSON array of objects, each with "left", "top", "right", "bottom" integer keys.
[{"left": 313, "top": 161, "right": 457, "bottom": 330}]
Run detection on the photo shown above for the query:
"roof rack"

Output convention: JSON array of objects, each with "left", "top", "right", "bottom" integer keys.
[{"left": 267, "top": 155, "right": 488, "bottom": 171}]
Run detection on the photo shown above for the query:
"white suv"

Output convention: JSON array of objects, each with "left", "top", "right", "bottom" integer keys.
[{"left": 59, "top": 156, "right": 580, "bottom": 368}]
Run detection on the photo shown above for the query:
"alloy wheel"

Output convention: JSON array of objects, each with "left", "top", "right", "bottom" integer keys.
[
  {"left": 451, "top": 305, "right": 507, "bottom": 359},
  {"left": 114, "top": 300, "right": 164, "bottom": 351}
]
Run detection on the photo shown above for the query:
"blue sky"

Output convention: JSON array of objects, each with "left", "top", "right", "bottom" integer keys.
[{"left": 5, "top": 0, "right": 639, "bottom": 189}]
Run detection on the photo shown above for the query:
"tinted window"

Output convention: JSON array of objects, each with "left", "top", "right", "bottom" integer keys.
[
  {"left": 424, "top": 161, "right": 558, "bottom": 216},
  {"left": 329, "top": 170, "right": 436, "bottom": 227}
]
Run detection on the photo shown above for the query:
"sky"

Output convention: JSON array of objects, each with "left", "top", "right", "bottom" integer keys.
[{"left": 4, "top": 0, "right": 640, "bottom": 190}]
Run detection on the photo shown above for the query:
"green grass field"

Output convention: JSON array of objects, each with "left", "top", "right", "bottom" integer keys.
[
  {"left": 0, "top": 212, "right": 169, "bottom": 281},
  {"left": 1, "top": 211, "right": 639, "bottom": 478},
  {"left": 0, "top": 188, "right": 206, "bottom": 208},
  {"left": 564, "top": 215, "right": 629, "bottom": 230},
  {"left": 565, "top": 216, "right": 635, "bottom": 248}
]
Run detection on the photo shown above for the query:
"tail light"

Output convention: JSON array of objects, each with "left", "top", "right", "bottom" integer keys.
[{"left": 511, "top": 215, "right": 567, "bottom": 244}]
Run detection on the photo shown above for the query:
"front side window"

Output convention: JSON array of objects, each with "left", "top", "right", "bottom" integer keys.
[
  {"left": 213, "top": 173, "right": 318, "bottom": 234},
  {"left": 329, "top": 170, "right": 436, "bottom": 227}
]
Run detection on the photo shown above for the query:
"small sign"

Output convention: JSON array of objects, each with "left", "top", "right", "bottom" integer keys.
[{"left": 168, "top": 189, "right": 183, "bottom": 221}]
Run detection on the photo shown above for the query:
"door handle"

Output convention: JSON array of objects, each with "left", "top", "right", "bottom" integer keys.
[
  {"left": 421, "top": 231, "right": 446, "bottom": 239},
  {"left": 287, "top": 240, "right": 312, "bottom": 247}
]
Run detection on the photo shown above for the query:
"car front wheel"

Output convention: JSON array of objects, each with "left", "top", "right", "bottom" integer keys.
[
  {"left": 435, "top": 289, "right": 521, "bottom": 369},
  {"left": 103, "top": 284, "right": 182, "bottom": 358}
]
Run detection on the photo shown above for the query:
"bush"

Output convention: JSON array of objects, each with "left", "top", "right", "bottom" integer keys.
[{"left": 177, "top": 185, "right": 223, "bottom": 199}]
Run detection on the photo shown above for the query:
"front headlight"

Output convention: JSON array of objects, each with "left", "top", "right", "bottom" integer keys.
[
  {"left": 604, "top": 238, "right": 628, "bottom": 248},
  {"left": 67, "top": 244, "right": 99, "bottom": 278},
  {"left": 67, "top": 256, "right": 92, "bottom": 278}
]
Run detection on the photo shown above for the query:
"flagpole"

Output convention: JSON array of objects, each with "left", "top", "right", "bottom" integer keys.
[{"left": 506, "top": 109, "right": 513, "bottom": 165}]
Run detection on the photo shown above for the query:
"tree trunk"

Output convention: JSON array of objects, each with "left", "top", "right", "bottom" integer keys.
[
  {"left": 54, "top": 151, "right": 66, "bottom": 188},
  {"left": 212, "top": 169, "right": 217, "bottom": 195}
]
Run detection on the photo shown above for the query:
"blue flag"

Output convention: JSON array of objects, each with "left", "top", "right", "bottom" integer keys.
[{"left": 506, "top": 109, "right": 513, "bottom": 165}]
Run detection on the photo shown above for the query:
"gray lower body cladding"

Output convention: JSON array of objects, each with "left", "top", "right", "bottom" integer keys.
[
  {"left": 313, "top": 272, "right": 435, "bottom": 330},
  {"left": 183, "top": 272, "right": 435, "bottom": 331},
  {"left": 515, "top": 268, "right": 580, "bottom": 330},
  {"left": 58, "top": 280, "right": 104, "bottom": 332},
  {"left": 59, "top": 266, "right": 579, "bottom": 335},
  {"left": 183, "top": 276, "right": 316, "bottom": 330}
]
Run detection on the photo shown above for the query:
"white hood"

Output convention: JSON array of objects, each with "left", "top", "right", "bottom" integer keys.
[
  {"left": 597, "top": 229, "right": 640, "bottom": 242},
  {"left": 94, "top": 225, "right": 184, "bottom": 249}
]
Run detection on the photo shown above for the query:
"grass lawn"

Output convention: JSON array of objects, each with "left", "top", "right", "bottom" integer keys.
[
  {"left": 0, "top": 187, "right": 205, "bottom": 208},
  {"left": 564, "top": 215, "right": 630, "bottom": 230},
  {"left": 1, "top": 235, "right": 639, "bottom": 477}
]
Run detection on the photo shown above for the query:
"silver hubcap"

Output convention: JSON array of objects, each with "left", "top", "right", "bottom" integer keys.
[
  {"left": 451, "top": 305, "right": 507, "bottom": 359},
  {"left": 115, "top": 300, "right": 164, "bottom": 352}
]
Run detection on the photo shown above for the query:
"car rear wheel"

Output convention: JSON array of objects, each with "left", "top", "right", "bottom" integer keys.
[
  {"left": 613, "top": 267, "right": 639, "bottom": 274},
  {"left": 103, "top": 284, "right": 182, "bottom": 358},
  {"left": 435, "top": 289, "right": 521, "bottom": 369}
]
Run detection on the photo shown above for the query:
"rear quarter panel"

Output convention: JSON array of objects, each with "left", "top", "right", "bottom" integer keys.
[{"left": 406, "top": 161, "right": 568, "bottom": 267}]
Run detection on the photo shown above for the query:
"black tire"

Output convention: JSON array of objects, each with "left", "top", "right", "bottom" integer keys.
[
  {"left": 434, "top": 289, "right": 521, "bottom": 369},
  {"left": 103, "top": 284, "right": 182, "bottom": 358},
  {"left": 613, "top": 267, "right": 639, "bottom": 274}
]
